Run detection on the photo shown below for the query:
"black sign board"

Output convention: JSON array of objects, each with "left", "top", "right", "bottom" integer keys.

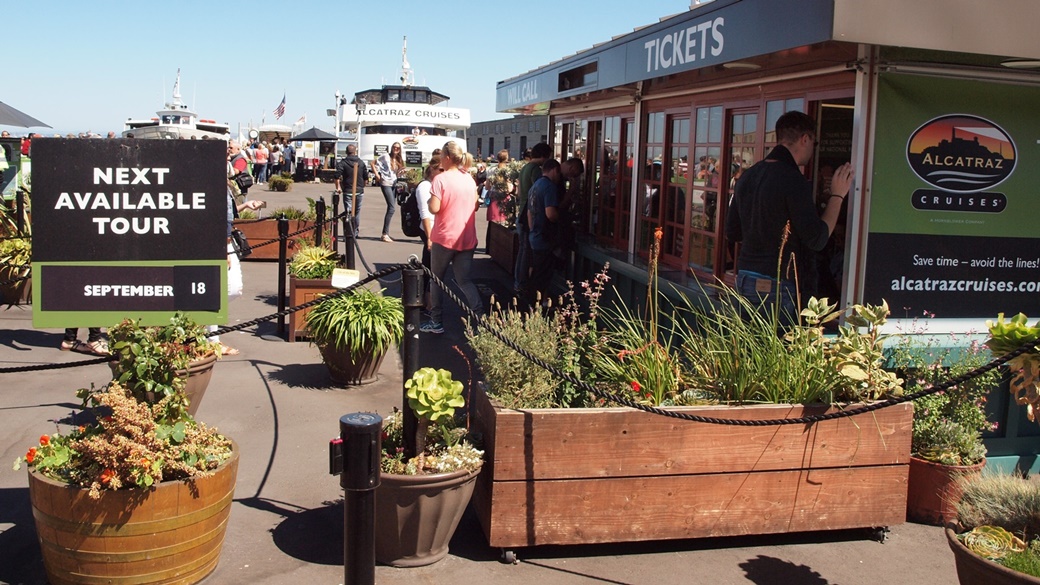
[
  {"left": 405, "top": 150, "right": 423, "bottom": 166},
  {"left": 31, "top": 138, "right": 228, "bottom": 327}
]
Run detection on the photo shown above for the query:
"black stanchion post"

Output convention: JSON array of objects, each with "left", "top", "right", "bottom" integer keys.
[
  {"left": 314, "top": 197, "right": 326, "bottom": 247},
  {"left": 16, "top": 189, "right": 25, "bottom": 235},
  {"left": 276, "top": 215, "right": 289, "bottom": 338},
  {"left": 331, "top": 192, "right": 340, "bottom": 258},
  {"left": 343, "top": 210, "right": 356, "bottom": 270},
  {"left": 401, "top": 262, "right": 423, "bottom": 459},
  {"left": 339, "top": 412, "right": 381, "bottom": 585}
]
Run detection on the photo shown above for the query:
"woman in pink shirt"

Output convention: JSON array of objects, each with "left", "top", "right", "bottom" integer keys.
[{"left": 420, "top": 142, "right": 482, "bottom": 334}]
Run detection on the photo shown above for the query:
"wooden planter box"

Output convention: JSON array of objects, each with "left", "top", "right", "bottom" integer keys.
[
  {"left": 288, "top": 276, "right": 336, "bottom": 342},
  {"left": 232, "top": 218, "right": 317, "bottom": 261},
  {"left": 471, "top": 385, "right": 913, "bottom": 549},
  {"left": 485, "top": 221, "right": 518, "bottom": 274}
]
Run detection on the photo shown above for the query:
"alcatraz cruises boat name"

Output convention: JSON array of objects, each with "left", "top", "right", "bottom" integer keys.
[
  {"left": 333, "top": 37, "right": 469, "bottom": 165},
  {"left": 123, "top": 69, "right": 231, "bottom": 141}
]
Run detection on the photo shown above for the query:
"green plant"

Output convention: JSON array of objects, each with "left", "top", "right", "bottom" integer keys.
[
  {"left": 986, "top": 313, "right": 1040, "bottom": 423},
  {"left": 268, "top": 174, "right": 293, "bottom": 192},
  {"left": 305, "top": 287, "right": 404, "bottom": 358},
  {"left": 237, "top": 208, "right": 258, "bottom": 220},
  {"left": 288, "top": 244, "right": 338, "bottom": 279},
  {"left": 888, "top": 320, "right": 997, "bottom": 466},
  {"left": 270, "top": 205, "right": 310, "bottom": 220},
  {"left": 107, "top": 313, "right": 219, "bottom": 423},
  {"left": 957, "top": 472, "right": 1040, "bottom": 540},
  {"left": 676, "top": 288, "right": 902, "bottom": 405},
  {"left": 380, "top": 368, "right": 483, "bottom": 475},
  {"left": 955, "top": 472, "right": 1040, "bottom": 577},
  {"left": 13, "top": 380, "right": 232, "bottom": 499},
  {"left": 466, "top": 265, "right": 611, "bottom": 409}
]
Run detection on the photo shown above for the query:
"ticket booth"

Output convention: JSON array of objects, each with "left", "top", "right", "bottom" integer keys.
[{"left": 495, "top": 0, "right": 1040, "bottom": 470}]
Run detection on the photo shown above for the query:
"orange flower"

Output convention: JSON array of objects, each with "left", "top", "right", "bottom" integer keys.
[
  {"left": 25, "top": 447, "right": 36, "bottom": 463},
  {"left": 630, "top": 380, "right": 641, "bottom": 395},
  {"left": 654, "top": 226, "right": 663, "bottom": 241},
  {"left": 78, "top": 426, "right": 86, "bottom": 433},
  {"left": 100, "top": 469, "right": 116, "bottom": 484},
  {"left": 39, "top": 435, "right": 50, "bottom": 446}
]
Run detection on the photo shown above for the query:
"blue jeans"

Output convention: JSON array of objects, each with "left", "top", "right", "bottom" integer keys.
[
  {"left": 343, "top": 191, "right": 363, "bottom": 236},
  {"left": 379, "top": 185, "right": 396, "bottom": 237},
  {"left": 253, "top": 163, "right": 267, "bottom": 183},
  {"left": 429, "top": 243, "right": 482, "bottom": 325},
  {"left": 735, "top": 271, "right": 798, "bottom": 329}
]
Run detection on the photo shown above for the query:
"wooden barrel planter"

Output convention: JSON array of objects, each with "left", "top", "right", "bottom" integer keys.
[
  {"left": 28, "top": 441, "right": 239, "bottom": 585},
  {"left": 907, "top": 456, "right": 985, "bottom": 526},
  {"left": 375, "top": 467, "right": 481, "bottom": 567}
]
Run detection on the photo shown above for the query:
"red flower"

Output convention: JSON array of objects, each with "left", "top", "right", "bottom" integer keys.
[
  {"left": 39, "top": 435, "right": 50, "bottom": 446},
  {"left": 630, "top": 381, "right": 641, "bottom": 395},
  {"left": 25, "top": 447, "right": 36, "bottom": 463},
  {"left": 100, "top": 469, "right": 116, "bottom": 484}
]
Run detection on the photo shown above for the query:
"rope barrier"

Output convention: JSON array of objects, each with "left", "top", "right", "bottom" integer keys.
[{"left": 3, "top": 255, "right": 1036, "bottom": 428}]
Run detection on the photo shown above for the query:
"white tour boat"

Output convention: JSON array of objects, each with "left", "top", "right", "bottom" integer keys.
[
  {"left": 332, "top": 37, "right": 469, "bottom": 167},
  {"left": 123, "top": 70, "right": 231, "bottom": 140}
]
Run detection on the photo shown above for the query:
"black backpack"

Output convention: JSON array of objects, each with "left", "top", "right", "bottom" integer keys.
[{"left": 395, "top": 179, "right": 423, "bottom": 238}]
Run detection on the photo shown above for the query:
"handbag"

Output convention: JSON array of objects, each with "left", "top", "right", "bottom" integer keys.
[
  {"left": 234, "top": 171, "right": 254, "bottom": 191},
  {"left": 230, "top": 228, "right": 251, "bottom": 259}
]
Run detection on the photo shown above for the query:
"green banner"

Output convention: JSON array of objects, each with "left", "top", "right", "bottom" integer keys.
[{"left": 864, "top": 73, "right": 1040, "bottom": 318}]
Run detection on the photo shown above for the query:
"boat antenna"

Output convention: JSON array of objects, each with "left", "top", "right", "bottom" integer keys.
[
  {"left": 168, "top": 68, "right": 184, "bottom": 110},
  {"left": 400, "top": 36, "right": 413, "bottom": 87}
]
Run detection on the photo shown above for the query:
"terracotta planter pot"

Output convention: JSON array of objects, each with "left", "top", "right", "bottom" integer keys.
[
  {"left": 109, "top": 352, "right": 218, "bottom": 417},
  {"left": 375, "top": 467, "right": 481, "bottom": 567},
  {"left": 0, "top": 265, "right": 31, "bottom": 305},
  {"left": 907, "top": 456, "right": 985, "bottom": 526},
  {"left": 946, "top": 525, "right": 1040, "bottom": 585},
  {"left": 317, "top": 342, "right": 387, "bottom": 386},
  {"left": 28, "top": 441, "right": 239, "bottom": 585},
  {"left": 288, "top": 276, "right": 336, "bottom": 342}
]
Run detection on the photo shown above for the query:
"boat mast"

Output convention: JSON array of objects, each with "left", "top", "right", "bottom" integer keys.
[
  {"left": 167, "top": 68, "right": 185, "bottom": 110},
  {"left": 400, "top": 36, "right": 413, "bottom": 87}
]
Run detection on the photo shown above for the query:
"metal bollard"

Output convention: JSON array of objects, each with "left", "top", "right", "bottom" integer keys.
[
  {"left": 343, "top": 212, "right": 356, "bottom": 270},
  {"left": 314, "top": 197, "right": 326, "bottom": 247},
  {"left": 401, "top": 263, "right": 423, "bottom": 459},
  {"left": 334, "top": 413, "right": 382, "bottom": 585},
  {"left": 331, "top": 192, "right": 341, "bottom": 257},
  {"left": 276, "top": 216, "right": 289, "bottom": 338}
]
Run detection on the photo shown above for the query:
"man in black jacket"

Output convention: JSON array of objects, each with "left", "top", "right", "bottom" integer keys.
[
  {"left": 334, "top": 144, "right": 370, "bottom": 236},
  {"left": 725, "top": 111, "right": 853, "bottom": 327}
]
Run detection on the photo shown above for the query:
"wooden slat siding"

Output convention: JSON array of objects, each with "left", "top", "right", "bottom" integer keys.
[
  {"left": 483, "top": 465, "right": 909, "bottom": 547},
  {"left": 471, "top": 387, "right": 913, "bottom": 481}
]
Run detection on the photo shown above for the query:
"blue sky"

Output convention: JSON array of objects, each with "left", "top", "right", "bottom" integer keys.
[{"left": 3, "top": 0, "right": 695, "bottom": 137}]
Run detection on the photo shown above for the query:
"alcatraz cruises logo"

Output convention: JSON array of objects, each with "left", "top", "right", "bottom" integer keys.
[{"left": 906, "top": 114, "right": 1015, "bottom": 213}]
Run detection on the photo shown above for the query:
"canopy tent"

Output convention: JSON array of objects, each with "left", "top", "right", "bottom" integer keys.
[
  {"left": 288, "top": 127, "right": 338, "bottom": 142},
  {"left": 0, "top": 101, "right": 50, "bottom": 128}
]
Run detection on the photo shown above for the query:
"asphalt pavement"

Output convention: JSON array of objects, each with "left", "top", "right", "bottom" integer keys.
[{"left": 0, "top": 179, "right": 960, "bottom": 584}]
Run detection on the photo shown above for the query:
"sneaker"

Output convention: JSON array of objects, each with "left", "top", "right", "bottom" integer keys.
[{"left": 420, "top": 321, "right": 444, "bottom": 334}]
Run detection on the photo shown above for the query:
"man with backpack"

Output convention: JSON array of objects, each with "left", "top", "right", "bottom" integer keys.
[{"left": 334, "top": 144, "right": 369, "bottom": 236}]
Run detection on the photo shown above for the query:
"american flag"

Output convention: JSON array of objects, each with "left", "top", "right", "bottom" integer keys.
[{"left": 273, "top": 94, "right": 286, "bottom": 119}]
